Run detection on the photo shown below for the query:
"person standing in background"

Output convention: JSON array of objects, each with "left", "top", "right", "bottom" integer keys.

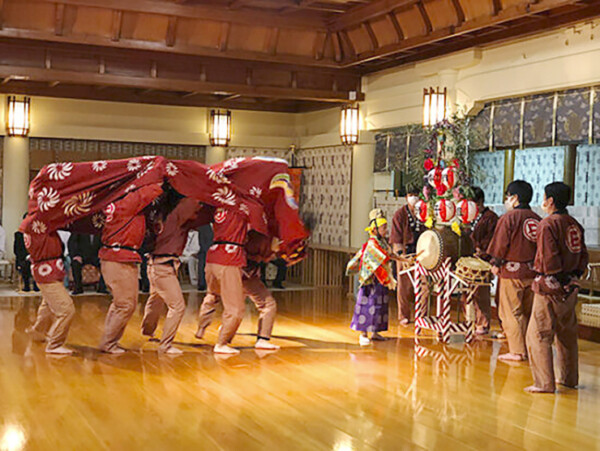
[
  {"left": 57, "top": 230, "right": 71, "bottom": 289},
  {"left": 197, "top": 224, "right": 214, "bottom": 291},
  {"left": 14, "top": 215, "right": 38, "bottom": 293},
  {"left": 180, "top": 230, "right": 200, "bottom": 287},
  {"left": 390, "top": 186, "right": 424, "bottom": 326}
]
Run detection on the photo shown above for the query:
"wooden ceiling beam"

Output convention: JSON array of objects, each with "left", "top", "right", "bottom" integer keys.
[
  {"left": 266, "top": 27, "right": 280, "bottom": 55},
  {"left": 0, "top": 64, "right": 364, "bottom": 103},
  {"left": 416, "top": 1, "right": 433, "bottom": 33},
  {"left": 219, "top": 22, "right": 231, "bottom": 52},
  {"left": 362, "top": 22, "right": 379, "bottom": 50},
  {"left": 342, "top": 0, "right": 585, "bottom": 66},
  {"left": 313, "top": 32, "right": 328, "bottom": 60},
  {"left": 111, "top": 10, "right": 123, "bottom": 42},
  {"left": 450, "top": 0, "right": 465, "bottom": 25},
  {"left": 55, "top": 3, "right": 65, "bottom": 36},
  {"left": 165, "top": 16, "right": 177, "bottom": 47},
  {"left": 331, "top": 0, "right": 419, "bottom": 31},
  {"left": 387, "top": 12, "right": 404, "bottom": 42},
  {"left": 34, "top": 0, "right": 328, "bottom": 31},
  {"left": 0, "top": 28, "right": 341, "bottom": 69}
]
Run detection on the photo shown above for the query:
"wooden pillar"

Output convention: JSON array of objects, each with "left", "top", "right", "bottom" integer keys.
[
  {"left": 503, "top": 148, "right": 515, "bottom": 193},
  {"left": 564, "top": 144, "right": 577, "bottom": 205}
]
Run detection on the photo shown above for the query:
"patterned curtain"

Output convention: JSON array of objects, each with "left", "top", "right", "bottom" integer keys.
[
  {"left": 575, "top": 145, "right": 600, "bottom": 206},
  {"left": 296, "top": 146, "right": 352, "bottom": 248},
  {"left": 374, "top": 128, "right": 409, "bottom": 173},
  {"left": 523, "top": 93, "right": 554, "bottom": 146},
  {"left": 493, "top": 99, "right": 521, "bottom": 148},
  {"left": 470, "top": 151, "right": 505, "bottom": 205},
  {"left": 557, "top": 88, "right": 589, "bottom": 143},
  {"left": 469, "top": 105, "right": 491, "bottom": 150},
  {"left": 514, "top": 147, "right": 565, "bottom": 205}
]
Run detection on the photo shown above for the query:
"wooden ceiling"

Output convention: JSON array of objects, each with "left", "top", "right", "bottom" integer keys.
[{"left": 0, "top": 0, "right": 599, "bottom": 112}]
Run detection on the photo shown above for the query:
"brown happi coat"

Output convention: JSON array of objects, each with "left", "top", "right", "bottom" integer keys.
[
  {"left": 390, "top": 205, "right": 423, "bottom": 253},
  {"left": 470, "top": 208, "right": 499, "bottom": 259},
  {"left": 532, "top": 213, "right": 588, "bottom": 298},
  {"left": 487, "top": 207, "right": 541, "bottom": 278}
]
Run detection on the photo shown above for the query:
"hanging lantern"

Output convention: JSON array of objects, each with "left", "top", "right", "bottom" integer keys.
[
  {"left": 442, "top": 167, "right": 456, "bottom": 189},
  {"left": 209, "top": 110, "right": 231, "bottom": 147},
  {"left": 340, "top": 104, "right": 359, "bottom": 145},
  {"left": 422, "top": 87, "right": 447, "bottom": 127},
  {"left": 435, "top": 199, "right": 456, "bottom": 223},
  {"left": 414, "top": 200, "right": 429, "bottom": 222},
  {"left": 6, "top": 96, "right": 31, "bottom": 137},
  {"left": 457, "top": 199, "right": 479, "bottom": 224}
]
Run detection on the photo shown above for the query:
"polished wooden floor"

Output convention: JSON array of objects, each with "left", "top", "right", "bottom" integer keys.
[{"left": 1, "top": 288, "right": 599, "bottom": 450}]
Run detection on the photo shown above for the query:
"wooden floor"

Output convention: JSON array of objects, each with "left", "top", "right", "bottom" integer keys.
[{"left": 1, "top": 289, "right": 600, "bottom": 451}]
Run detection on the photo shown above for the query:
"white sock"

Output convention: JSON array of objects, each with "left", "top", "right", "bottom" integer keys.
[
  {"left": 255, "top": 339, "right": 280, "bottom": 350},
  {"left": 214, "top": 344, "right": 240, "bottom": 355},
  {"left": 46, "top": 346, "right": 73, "bottom": 355}
]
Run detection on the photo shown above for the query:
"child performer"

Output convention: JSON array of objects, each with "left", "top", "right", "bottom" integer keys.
[{"left": 347, "top": 209, "right": 398, "bottom": 346}]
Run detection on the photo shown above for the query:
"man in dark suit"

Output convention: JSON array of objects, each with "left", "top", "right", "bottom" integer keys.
[
  {"left": 68, "top": 233, "right": 107, "bottom": 294},
  {"left": 197, "top": 224, "right": 214, "bottom": 291},
  {"left": 14, "top": 225, "right": 39, "bottom": 292}
]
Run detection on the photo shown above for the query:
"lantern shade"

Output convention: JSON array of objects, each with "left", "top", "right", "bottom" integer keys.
[
  {"left": 340, "top": 104, "right": 359, "bottom": 145},
  {"left": 422, "top": 87, "right": 447, "bottom": 127},
  {"left": 6, "top": 96, "right": 31, "bottom": 137},
  {"left": 209, "top": 110, "right": 231, "bottom": 147}
]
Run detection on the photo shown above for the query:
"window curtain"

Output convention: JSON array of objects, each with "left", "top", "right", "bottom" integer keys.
[
  {"left": 575, "top": 145, "right": 600, "bottom": 206},
  {"left": 470, "top": 151, "right": 505, "bottom": 204}
]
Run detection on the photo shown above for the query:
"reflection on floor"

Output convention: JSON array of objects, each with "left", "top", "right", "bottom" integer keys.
[{"left": 1, "top": 288, "right": 599, "bottom": 450}]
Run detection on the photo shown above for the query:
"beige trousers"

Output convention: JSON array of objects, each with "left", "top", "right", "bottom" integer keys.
[
  {"left": 498, "top": 278, "right": 534, "bottom": 355},
  {"left": 99, "top": 260, "right": 139, "bottom": 352},
  {"left": 197, "top": 263, "right": 245, "bottom": 346},
  {"left": 32, "top": 282, "right": 75, "bottom": 350},
  {"left": 141, "top": 259, "right": 186, "bottom": 351},
  {"left": 526, "top": 291, "right": 579, "bottom": 392},
  {"left": 197, "top": 273, "right": 277, "bottom": 342}
]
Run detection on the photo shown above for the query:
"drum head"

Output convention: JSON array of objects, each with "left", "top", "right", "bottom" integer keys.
[
  {"left": 416, "top": 229, "right": 441, "bottom": 271},
  {"left": 457, "top": 257, "right": 492, "bottom": 272}
]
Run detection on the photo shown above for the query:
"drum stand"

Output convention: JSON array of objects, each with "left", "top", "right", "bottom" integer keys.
[{"left": 400, "top": 259, "right": 487, "bottom": 344}]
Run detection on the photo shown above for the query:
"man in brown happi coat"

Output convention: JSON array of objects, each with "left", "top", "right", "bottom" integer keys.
[
  {"left": 465, "top": 187, "right": 498, "bottom": 335},
  {"left": 487, "top": 180, "right": 541, "bottom": 362},
  {"left": 525, "top": 182, "right": 588, "bottom": 393},
  {"left": 390, "top": 186, "right": 423, "bottom": 325}
]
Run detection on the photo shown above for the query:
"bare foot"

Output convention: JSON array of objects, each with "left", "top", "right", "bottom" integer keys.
[
  {"left": 399, "top": 319, "right": 410, "bottom": 327},
  {"left": 101, "top": 345, "right": 127, "bottom": 355},
  {"left": 524, "top": 385, "right": 555, "bottom": 394},
  {"left": 498, "top": 353, "right": 527, "bottom": 362},
  {"left": 255, "top": 339, "right": 280, "bottom": 350},
  {"left": 159, "top": 346, "right": 184, "bottom": 355},
  {"left": 214, "top": 344, "right": 240, "bottom": 355},
  {"left": 475, "top": 327, "right": 489, "bottom": 336},
  {"left": 46, "top": 346, "right": 74, "bottom": 355},
  {"left": 556, "top": 381, "right": 578, "bottom": 389}
]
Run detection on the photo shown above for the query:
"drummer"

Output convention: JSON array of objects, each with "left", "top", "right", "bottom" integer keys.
[
  {"left": 487, "top": 181, "right": 541, "bottom": 362},
  {"left": 390, "top": 186, "right": 424, "bottom": 326},
  {"left": 465, "top": 187, "right": 498, "bottom": 335}
]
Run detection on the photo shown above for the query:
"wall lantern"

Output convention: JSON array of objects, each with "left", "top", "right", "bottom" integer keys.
[
  {"left": 422, "top": 87, "right": 447, "bottom": 127},
  {"left": 209, "top": 109, "right": 231, "bottom": 147},
  {"left": 6, "top": 96, "right": 31, "bottom": 137},
  {"left": 340, "top": 104, "right": 359, "bottom": 145}
]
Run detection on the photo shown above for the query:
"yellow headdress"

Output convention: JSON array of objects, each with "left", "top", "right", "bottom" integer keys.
[{"left": 365, "top": 208, "right": 387, "bottom": 232}]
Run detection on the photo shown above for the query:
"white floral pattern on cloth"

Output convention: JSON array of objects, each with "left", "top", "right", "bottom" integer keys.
[
  {"left": 92, "top": 160, "right": 108, "bottom": 172},
  {"left": 206, "top": 168, "right": 231, "bottom": 185},
  {"left": 63, "top": 191, "right": 94, "bottom": 217},
  {"left": 239, "top": 203, "right": 250, "bottom": 216},
  {"left": 28, "top": 186, "right": 35, "bottom": 200},
  {"left": 23, "top": 234, "right": 31, "bottom": 249},
  {"left": 136, "top": 160, "right": 155, "bottom": 179},
  {"left": 125, "top": 184, "right": 137, "bottom": 193},
  {"left": 214, "top": 208, "right": 227, "bottom": 224},
  {"left": 221, "top": 157, "right": 247, "bottom": 173},
  {"left": 56, "top": 259, "right": 65, "bottom": 271},
  {"left": 127, "top": 158, "right": 142, "bottom": 172},
  {"left": 224, "top": 244, "right": 238, "bottom": 254},
  {"left": 37, "top": 187, "right": 60, "bottom": 212},
  {"left": 47, "top": 162, "right": 73, "bottom": 181},
  {"left": 212, "top": 187, "right": 236, "bottom": 206},
  {"left": 31, "top": 220, "right": 47, "bottom": 234},
  {"left": 165, "top": 162, "right": 179, "bottom": 177},
  {"left": 250, "top": 186, "right": 263, "bottom": 198}
]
